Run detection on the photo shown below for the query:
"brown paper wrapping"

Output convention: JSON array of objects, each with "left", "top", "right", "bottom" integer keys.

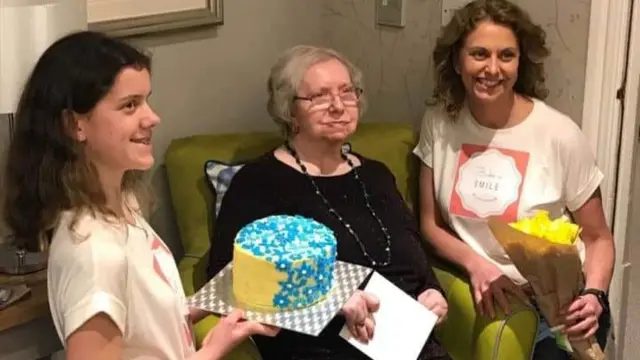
[{"left": 487, "top": 218, "right": 605, "bottom": 360}]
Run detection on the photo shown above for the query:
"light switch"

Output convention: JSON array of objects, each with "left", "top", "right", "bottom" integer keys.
[
  {"left": 376, "top": 0, "right": 406, "bottom": 28},
  {"left": 441, "top": 0, "right": 473, "bottom": 26}
]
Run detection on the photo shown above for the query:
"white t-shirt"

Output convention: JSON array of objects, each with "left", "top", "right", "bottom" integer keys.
[
  {"left": 413, "top": 98, "right": 602, "bottom": 284},
  {"left": 47, "top": 210, "right": 196, "bottom": 360}
]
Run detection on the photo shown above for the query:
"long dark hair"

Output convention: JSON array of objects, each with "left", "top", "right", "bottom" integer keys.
[
  {"left": 433, "top": 0, "right": 550, "bottom": 119},
  {"left": 2, "top": 31, "right": 152, "bottom": 250}
]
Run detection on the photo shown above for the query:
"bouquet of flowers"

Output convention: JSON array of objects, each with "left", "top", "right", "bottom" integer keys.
[{"left": 487, "top": 211, "right": 605, "bottom": 360}]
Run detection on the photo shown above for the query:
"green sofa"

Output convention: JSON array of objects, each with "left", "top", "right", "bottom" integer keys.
[{"left": 164, "top": 122, "right": 539, "bottom": 360}]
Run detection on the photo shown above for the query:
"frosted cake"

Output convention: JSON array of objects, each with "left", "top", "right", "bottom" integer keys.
[{"left": 232, "top": 215, "right": 338, "bottom": 310}]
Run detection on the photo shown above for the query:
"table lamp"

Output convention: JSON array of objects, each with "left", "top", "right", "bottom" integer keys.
[{"left": 0, "top": 0, "right": 87, "bottom": 278}]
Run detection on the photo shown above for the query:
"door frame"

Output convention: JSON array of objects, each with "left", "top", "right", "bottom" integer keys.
[{"left": 581, "top": 0, "right": 639, "bottom": 357}]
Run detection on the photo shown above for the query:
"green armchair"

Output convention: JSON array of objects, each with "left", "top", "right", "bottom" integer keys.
[{"left": 164, "top": 122, "right": 538, "bottom": 360}]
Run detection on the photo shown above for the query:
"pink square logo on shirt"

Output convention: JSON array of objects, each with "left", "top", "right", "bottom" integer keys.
[{"left": 449, "top": 144, "right": 529, "bottom": 222}]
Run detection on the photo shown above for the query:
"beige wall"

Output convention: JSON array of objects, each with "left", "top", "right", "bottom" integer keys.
[
  {"left": 323, "top": 0, "right": 440, "bottom": 122},
  {"left": 623, "top": 150, "right": 640, "bottom": 359},
  {"left": 323, "top": 0, "right": 441, "bottom": 125},
  {"left": 512, "top": 0, "right": 591, "bottom": 123}
]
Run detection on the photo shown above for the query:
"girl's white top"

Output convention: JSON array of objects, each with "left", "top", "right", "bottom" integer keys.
[{"left": 47, "top": 209, "right": 196, "bottom": 359}]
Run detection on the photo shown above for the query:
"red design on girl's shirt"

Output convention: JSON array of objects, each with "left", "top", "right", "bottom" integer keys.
[
  {"left": 183, "top": 322, "right": 194, "bottom": 348},
  {"left": 151, "top": 237, "right": 195, "bottom": 350},
  {"left": 151, "top": 237, "right": 172, "bottom": 287}
]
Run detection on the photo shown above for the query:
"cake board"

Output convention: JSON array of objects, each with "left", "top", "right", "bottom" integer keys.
[{"left": 187, "top": 261, "right": 373, "bottom": 336}]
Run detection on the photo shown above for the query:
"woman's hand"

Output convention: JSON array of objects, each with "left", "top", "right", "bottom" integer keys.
[
  {"left": 559, "top": 294, "right": 603, "bottom": 341},
  {"left": 417, "top": 289, "right": 448, "bottom": 324},
  {"left": 341, "top": 290, "right": 380, "bottom": 344},
  {"left": 202, "top": 309, "right": 280, "bottom": 359},
  {"left": 467, "top": 258, "right": 528, "bottom": 318}
]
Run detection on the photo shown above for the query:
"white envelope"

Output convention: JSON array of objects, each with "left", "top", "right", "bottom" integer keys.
[{"left": 339, "top": 272, "right": 438, "bottom": 360}]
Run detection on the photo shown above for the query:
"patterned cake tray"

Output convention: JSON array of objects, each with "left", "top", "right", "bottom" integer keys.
[{"left": 187, "top": 261, "right": 372, "bottom": 336}]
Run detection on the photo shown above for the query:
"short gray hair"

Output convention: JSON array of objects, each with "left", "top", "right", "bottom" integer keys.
[{"left": 266, "top": 45, "right": 367, "bottom": 137}]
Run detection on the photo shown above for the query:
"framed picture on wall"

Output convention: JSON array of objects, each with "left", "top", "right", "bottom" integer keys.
[{"left": 87, "top": 0, "right": 223, "bottom": 37}]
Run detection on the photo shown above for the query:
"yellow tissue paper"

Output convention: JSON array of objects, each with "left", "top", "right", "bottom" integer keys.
[{"left": 509, "top": 210, "right": 581, "bottom": 246}]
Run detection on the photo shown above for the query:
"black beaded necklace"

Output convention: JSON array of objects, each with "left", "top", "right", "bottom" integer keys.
[{"left": 284, "top": 142, "right": 392, "bottom": 267}]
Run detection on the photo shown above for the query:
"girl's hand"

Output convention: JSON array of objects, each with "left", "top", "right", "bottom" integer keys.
[{"left": 202, "top": 309, "right": 280, "bottom": 359}]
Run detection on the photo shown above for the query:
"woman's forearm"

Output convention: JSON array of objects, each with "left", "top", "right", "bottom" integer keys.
[
  {"left": 583, "top": 235, "right": 615, "bottom": 292},
  {"left": 188, "top": 346, "right": 222, "bottom": 360},
  {"left": 418, "top": 165, "right": 483, "bottom": 274},
  {"left": 421, "top": 222, "right": 483, "bottom": 273},
  {"left": 189, "top": 307, "right": 209, "bottom": 324},
  {"left": 571, "top": 189, "right": 616, "bottom": 293}
]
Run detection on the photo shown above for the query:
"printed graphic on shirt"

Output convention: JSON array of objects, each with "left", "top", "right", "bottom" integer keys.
[
  {"left": 151, "top": 238, "right": 194, "bottom": 349},
  {"left": 449, "top": 144, "right": 529, "bottom": 222}
]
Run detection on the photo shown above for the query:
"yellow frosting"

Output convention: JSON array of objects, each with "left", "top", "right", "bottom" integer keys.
[{"left": 232, "top": 244, "right": 286, "bottom": 310}]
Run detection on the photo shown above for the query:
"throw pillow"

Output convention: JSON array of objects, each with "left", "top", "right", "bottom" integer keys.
[{"left": 204, "top": 160, "right": 246, "bottom": 217}]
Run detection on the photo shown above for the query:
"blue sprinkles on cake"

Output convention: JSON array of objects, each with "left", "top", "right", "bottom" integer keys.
[{"left": 233, "top": 215, "right": 338, "bottom": 310}]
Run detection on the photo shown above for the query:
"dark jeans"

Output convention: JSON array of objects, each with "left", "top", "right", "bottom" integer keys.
[{"left": 532, "top": 297, "right": 611, "bottom": 360}]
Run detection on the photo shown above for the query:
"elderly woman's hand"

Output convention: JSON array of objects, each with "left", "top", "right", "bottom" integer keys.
[
  {"left": 418, "top": 289, "right": 448, "bottom": 324},
  {"left": 340, "top": 290, "right": 380, "bottom": 344}
]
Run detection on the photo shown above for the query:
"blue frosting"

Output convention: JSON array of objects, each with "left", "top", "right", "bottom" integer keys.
[{"left": 235, "top": 215, "right": 338, "bottom": 309}]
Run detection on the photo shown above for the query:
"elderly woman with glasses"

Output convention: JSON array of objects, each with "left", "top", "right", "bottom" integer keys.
[{"left": 206, "top": 45, "right": 452, "bottom": 360}]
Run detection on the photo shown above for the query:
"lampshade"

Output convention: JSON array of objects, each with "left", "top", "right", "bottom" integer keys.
[{"left": 0, "top": 0, "right": 88, "bottom": 114}]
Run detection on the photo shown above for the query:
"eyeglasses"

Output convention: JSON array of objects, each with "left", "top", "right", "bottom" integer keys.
[{"left": 294, "top": 87, "right": 363, "bottom": 109}]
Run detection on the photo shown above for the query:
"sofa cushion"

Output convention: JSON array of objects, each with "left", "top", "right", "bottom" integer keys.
[{"left": 164, "top": 122, "right": 417, "bottom": 261}]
